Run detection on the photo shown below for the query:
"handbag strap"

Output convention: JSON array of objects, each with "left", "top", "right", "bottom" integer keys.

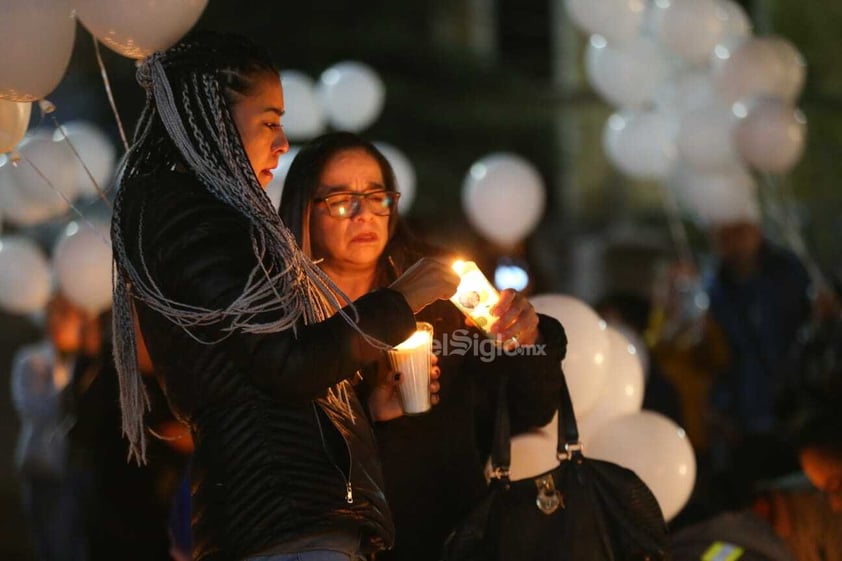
[{"left": 489, "top": 358, "right": 581, "bottom": 480}]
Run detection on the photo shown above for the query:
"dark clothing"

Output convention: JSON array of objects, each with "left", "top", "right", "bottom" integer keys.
[
  {"left": 367, "top": 301, "right": 567, "bottom": 561},
  {"left": 671, "top": 511, "right": 796, "bottom": 561},
  {"left": 115, "top": 171, "right": 416, "bottom": 561},
  {"left": 69, "top": 352, "right": 184, "bottom": 561},
  {"left": 705, "top": 242, "right": 811, "bottom": 508},
  {"left": 706, "top": 242, "right": 811, "bottom": 434}
]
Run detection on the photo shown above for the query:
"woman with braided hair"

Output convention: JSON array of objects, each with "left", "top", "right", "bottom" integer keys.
[{"left": 110, "top": 31, "right": 458, "bottom": 561}]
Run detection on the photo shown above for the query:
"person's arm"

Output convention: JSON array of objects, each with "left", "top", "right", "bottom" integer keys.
[
  {"left": 238, "top": 289, "right": 416, "bottom": 402},
  {"left": 128, "top": 176, "right": 417, "bottom": 404},
  {"left": 504, "top": 313, "right": 567, "bottom": 433}
]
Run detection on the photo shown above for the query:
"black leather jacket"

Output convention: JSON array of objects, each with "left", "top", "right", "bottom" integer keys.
[{"left": 116, "top": 171, "right": 416, "bottom": 561}]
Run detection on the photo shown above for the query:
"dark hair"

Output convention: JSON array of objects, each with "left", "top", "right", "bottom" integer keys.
[
  {"left": 124, "top": 30, "right": 278, "bottom": 177},
  {"left": 785, "top": 316, "right": 842, "bottom": 459},
  {"left": 791, "top": 407, "right": 842, "bottom": 460}
]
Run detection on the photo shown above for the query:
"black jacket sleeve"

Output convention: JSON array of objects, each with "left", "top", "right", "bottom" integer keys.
[
  {"left": 504, "top": 313, "right": 567, "bottom": 433},
  {"left": 123, "top": 172, "right": 416, "bottom": 406}
]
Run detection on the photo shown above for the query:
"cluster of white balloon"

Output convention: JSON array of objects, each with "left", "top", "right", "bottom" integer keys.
[
  {"left": 0, "top": 121, "right": 116, "bottom": 317},
  {"left": 0, "top": 0, "right": 210, "bottom": 140},
  {"left": 0, "top": 218, "right": 113, "bottom": 316},
  {"left": 0, "top": 0, "right": 211, "bottom": 317},
  {"left": 508, "top": 294, "right": 696, "bottom": 523},
  {"left": 568, "top": 0, "right": 807, "bottom": 225}
]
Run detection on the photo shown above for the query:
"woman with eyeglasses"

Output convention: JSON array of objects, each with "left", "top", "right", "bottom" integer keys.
[
  {"left": 111, "top": 33, "right": 460, "bottom": 561},
  {"left": 279, "top": 132, "right": 567, "bottom": 561}
]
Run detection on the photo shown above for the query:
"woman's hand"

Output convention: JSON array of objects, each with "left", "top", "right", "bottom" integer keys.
[
  {"left": 389, "top": 258, "right": 460, "bottom": 313},
  {"left": 489, "top": 289, "right": 540, "bottom": 350},
  {"left": 368, "top": 354, "right": 441, "bottom": 422}
]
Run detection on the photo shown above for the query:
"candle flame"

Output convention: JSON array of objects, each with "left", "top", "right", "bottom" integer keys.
[{"left": 395, "top": 329, "right": 432, "bottom": 350}]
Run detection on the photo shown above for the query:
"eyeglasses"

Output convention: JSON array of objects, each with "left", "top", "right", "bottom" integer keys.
[{"left": 313, "top": 190, "right": 400, "bottom": 219}]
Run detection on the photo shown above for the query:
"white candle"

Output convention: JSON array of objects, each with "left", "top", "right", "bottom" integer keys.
[{"left": 450, "top": 260, "right": 499, "bottom": 334}]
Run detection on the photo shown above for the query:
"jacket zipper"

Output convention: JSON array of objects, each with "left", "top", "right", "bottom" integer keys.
[{"left": 313, "top": 402, "right": 354, "bottom": 504}]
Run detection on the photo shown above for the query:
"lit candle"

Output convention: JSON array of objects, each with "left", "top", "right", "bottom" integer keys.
[
  {"left": 395, "top": 328, "right": 432, "bottom": 350},
  {"left": 450, "top": 260, "right": 499, "bottom": 334}
]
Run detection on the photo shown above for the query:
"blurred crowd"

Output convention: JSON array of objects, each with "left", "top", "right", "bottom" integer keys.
[{"left": 595, "top": 217, "right": 842, "bottom": 561}]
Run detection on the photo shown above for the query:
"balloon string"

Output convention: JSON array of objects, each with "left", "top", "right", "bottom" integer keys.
[
  {"left": 17, "top": 153, "right": 111, "bottom": 248},
  {"left": 50, "top": 115, "right": 113, "bottom": 209},
  {"left": 759, "top": 173, "right": 828, "bottom": 291},
  {"left": 93, "top": 38, "right": 129, "bottom": 152},
  {"left": 660, "top": 183, "right": 695, "bottom": 268}
]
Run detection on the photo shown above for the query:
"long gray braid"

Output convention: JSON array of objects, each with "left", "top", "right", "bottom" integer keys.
[{"left": 111, "top": 33, "right": 389, "bottom": 463}]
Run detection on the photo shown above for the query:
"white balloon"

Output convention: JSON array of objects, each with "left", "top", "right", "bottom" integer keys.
[
  {"left": 654, "top": 70, "right": 717, "bottom": 115},
  {"left": 0, "top": 100, "right": 31, "bottom": 153},
  {"left": 653, "top": 0, "right": 726, "bottom": 66},
  {"left": 75, "top": 0, "right": 208, "bottom": 59},
  {"left": 1, "top": 133, "right": 80, "bottom": 221},
  {"left": 603, "top": 110, "right": 678, "bottom": 180},
  {"left": 317, "top": 62, "right": 385, "bottom": 132},
  {"left": 734, "top": 98, "right": 806, "bottom": 174},
  {"left": 506, "top": 412, "right": 562, "bottom": 481},
  {"left": 670, "top": 164, "right": 759, "bottom": 225},
  {"left": 531, "top": 294, "right": 610, "bottom": 416},
  {"left": 614, "top": 323, "right": 650, "bottom": 376},
  {"left": 52, "top": 221, "right": 113, "bottom": 314},
  {"left": 265, "top": 146, "right": 301, "bottom": 211},
  {"left": 578, "top": 327, "right": 646, "bottom": 443},
  {"left": 716, "top": 0, "right": 752, "bottom": 39},
  {"left": 374, "top": 142, "right": 416, "bottom": 214},
  {"left": 53, "top": 121, "right": 117, "bottom": 198},
  {"left": 564, "top": 0, "right": 647, "bottom": 44},
  {"left": 462, "top": 153, "right": 545, "bottom": 247},
  {"left": 712, "top": 36, "right": 807, "bottom": 105},
  {"left": 586, "top": 35, "right": 670, "bottom": 109},
  {"left": 0, "top": 0, "right": 76, "bottom": 101},
  {"left": 0, "top": 237, "right": 52, "bottom": 314},
  {"left": 0, "top": 154, "right": 56, "bottom": 226},
  {"left": 676, "top": 103, "right": 739, "bottom": 171},
  {"left": 587, "top": 411, "right": 696, "bottom": 521},
  {"left": 280, "top": 71, "right": 326, "bottom": 142}
]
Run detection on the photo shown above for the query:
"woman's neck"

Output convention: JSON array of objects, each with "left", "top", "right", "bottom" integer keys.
[{"left": 320, "top": 262, "right": 378, "bottom": 301}]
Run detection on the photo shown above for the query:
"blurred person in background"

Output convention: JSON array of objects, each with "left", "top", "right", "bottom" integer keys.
[
  {"left": 10, "top": 293, "right": 95, "bottom": 561},
  {"left": 703, "top": 215, "right": 812, "bottom": 506}
]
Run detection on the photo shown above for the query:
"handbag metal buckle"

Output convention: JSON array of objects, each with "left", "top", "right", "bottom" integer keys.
[
  {"left": 534, "top": 474, "right": 564, "bottom": 515},
  {"left": 557, "top": 441, "right": 583, "bottom": 462}
]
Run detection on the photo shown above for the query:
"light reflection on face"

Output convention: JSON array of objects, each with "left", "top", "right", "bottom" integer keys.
[{"left": 231, "top": 73, "right": 289, "bottom": 188}]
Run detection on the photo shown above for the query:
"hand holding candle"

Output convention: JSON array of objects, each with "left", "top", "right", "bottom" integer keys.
[
  {"left": 489, "top": 288, "right": 540, "bottom": 348},
  {"left": 451, "top": 260, "right": 540, "bottom": 348}
]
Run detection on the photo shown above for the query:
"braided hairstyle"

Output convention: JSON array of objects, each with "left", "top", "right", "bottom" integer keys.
[{"left": 111, "top": 32, "right": 382, "bottom": 463}]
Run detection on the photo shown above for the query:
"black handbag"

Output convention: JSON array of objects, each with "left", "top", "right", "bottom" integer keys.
[{"left": 441, "top": 369, "right": 671, "bottom": 561}]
